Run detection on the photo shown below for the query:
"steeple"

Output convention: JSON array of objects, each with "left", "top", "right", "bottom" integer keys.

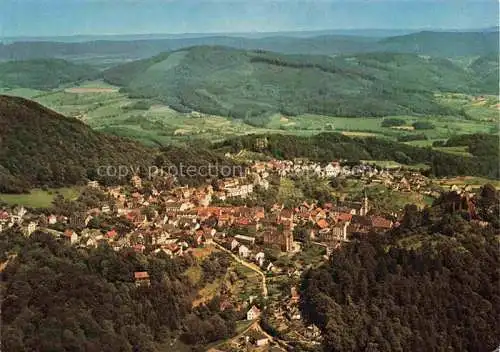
[{"left": 362, "top": 189, "right": 369, "bottom": 216}]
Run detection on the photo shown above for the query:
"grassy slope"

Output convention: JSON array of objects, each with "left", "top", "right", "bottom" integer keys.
[{"left": 0, "top": 187, "right": 80, "bottom": 208}]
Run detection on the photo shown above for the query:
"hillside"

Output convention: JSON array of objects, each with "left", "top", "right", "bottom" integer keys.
[
  {"left": 0, "top": 30, "right": 497, "bottom": 63},
  {"left": 0, "top": 95, "right": 154, "bottom": 192},
  {"left": 300, "top": 187, "right": 500, "bottom": 351},
  {"left": 0, "top": 59, "right": 98, "bottom": 89},
  {"left": 380, "top": 31, "right": 499, "bottom": 57},
  {"left": 103, "top": 46, "right": 495, "bottom": 121},
  {"left": 0, "top": 95, "right": 246, "bottom": 193},
  {"left": 469, "top": 54, "right": 500, "bottom": 95}
]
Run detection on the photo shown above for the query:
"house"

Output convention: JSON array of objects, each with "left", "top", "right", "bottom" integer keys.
[
  {"left": 134, "top": 271, "right": 150, "bottom": 287},
  {"left": 101, "top": 205, "right": 111, "bottom": 214},
  {"left": 48, "top": 214, "right": 58, "bottom": 225},
  {"left": 25, "top": 221, "right": 37, "bottom": 236},
  {"left": 336, "top": 212, "right": 353, "bottom": 223},
  {"left": 263, "top": 229, "right": 293, "bottom": 252},
  {"left": 348, "top": 215, "right": 372, "bottom": 236},
  {"left": 246, "top": 305, "right": 261, "bottom": 320},
  {"left": 70, "top": 212, "right": 86, "bottom": 229},
  {"left": 133, "top": 244, "right": 145, "bottom": 253},
  {"left": 234, "top": 234, "right": 256, "bottom": 246},
  {"left": 255, "top": 252, "right": 265, "bottom": 267},
  {"left": 202, "top": 229, "right": 215, "bottom": 246},
  {"left": 84, "top": 215, "right": 93, "bottom": 226},
  {"left": 304, "top": 324, "right": 321, "bottom": 339},
  {"left": 131, "top": 175, "right": 142, "bottom": 189},
  {"left": 0, "top": 211, "right": 9, "bottom": 223},
  {"left": 371, "top": 216, "right": 393, "bottom": 230},
  {"left": 238, "top": 245, "right": 250, "bottom": 258},
  {"left": 106, "top": 229, "right": 118, "bottom": 240},
  {"left": 286, "top": 306, "right": 301, "bottom": 320},
  {"left": 279, "top": 209, "right": 294, "bottom": 223},
  {"left": 246, "top": 330, "right": 269, "bottom": 347},
  {"left": 331, "top": 221, "right": 350, "bottom": 241},
  {"left": 230, "top": 239, "right": 240, "bottom": 251},
  {"left": 87, "top": 180, "right": 99, "bottom": 188},
  {"left": 316, "top": 219, "right": 329, "bottom": 230},
  {"left": 63, "top": 229, "right": 78, "bottom": 245}
]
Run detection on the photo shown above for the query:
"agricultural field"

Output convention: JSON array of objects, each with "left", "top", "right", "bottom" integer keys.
[
  {"left": 0, "top": 187, "right": 81, "bottom": 208},
  {"left": 4, "top": 80, "right": 497, "bottom": 152},
  {"left": 435, "top": 176, "right": 500, "bottom": 190}
]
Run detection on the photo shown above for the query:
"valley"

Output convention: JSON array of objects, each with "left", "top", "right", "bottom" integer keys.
[
  {"left": 1, "top": 79, "right": 497, "bottom": 150},
  {"left": 0, "top": 20, "right": 498, "bottom": 352}
]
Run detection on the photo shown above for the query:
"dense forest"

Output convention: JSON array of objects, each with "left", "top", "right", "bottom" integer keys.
[
  {"left": 0, "top": 95, "right": 242, "bottom": 192},
  {"left": 0, "top": 59, "right": 98, "bottom": 89},
  {"left": 0, "top": 229, "right": 237, "bottom": 351},
  {"left": 436, "top": 133, "right": 500, "bottom": 159},
  {"left": 300, "top": 186, "right": 500, "bottom": 352},
  {"left": 215, "top": 133, "right": 500, "bottom": 179},
  {"left": 0, "top": 95, "right": 154, "bottom": 192},
  {"left": 102, "top": 46, "right": 496, "bottom": 121}
]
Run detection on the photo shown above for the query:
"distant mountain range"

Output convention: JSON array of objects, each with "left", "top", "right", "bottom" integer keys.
[
  {"left": 0, "top": 30, "right": 498, "bottom": 63},
  {"left": 2, "top": 27, "right": 498, "bottom": 42}
]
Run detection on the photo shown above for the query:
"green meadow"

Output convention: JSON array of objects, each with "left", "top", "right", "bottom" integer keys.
[{"left": 0, "top": 188, "right": 80, "bottom": 208}]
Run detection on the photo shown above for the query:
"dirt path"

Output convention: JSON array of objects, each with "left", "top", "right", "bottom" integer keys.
[{"left": 0, "top": 254, "right": 16, "bottom": 272}]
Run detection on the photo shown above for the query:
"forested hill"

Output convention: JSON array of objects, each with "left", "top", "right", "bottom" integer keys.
[
  {"left": 0, "top": 59, "right": 98, "bottom": 89},
  {"left": 0, "top": 95, "right": 155, "bottom": 192},
  {"left": 300, "top": 186, "right": 500, "bottom": 351},
  {"left": 103, "top": 46, "right": 496, "bottom": 120},
  {"left": 379, "top": 31, "right": 499, "bottom": 57},
  {"left": 0, "top": 95, "right": 243, "bottom": 193}
]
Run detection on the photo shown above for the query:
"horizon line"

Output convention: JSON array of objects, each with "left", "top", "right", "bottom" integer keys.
[{"left": 2, "top": 26, "right": 498, "bottom": 39}]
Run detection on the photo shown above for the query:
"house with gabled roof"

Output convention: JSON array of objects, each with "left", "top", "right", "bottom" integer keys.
[
  {"left": 134, "top": 271, "right": 150, "bottom": 287},
  {"left": 246, "top": 305, "right": 261, "bottom": 320}
]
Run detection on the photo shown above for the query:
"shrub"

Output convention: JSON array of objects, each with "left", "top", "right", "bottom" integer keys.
[
  {"left": 412, "top": 121, "right": 436, "bottom": 130},
  {"left": 381, "top": 118, "right": 406, "bottom": 127}
]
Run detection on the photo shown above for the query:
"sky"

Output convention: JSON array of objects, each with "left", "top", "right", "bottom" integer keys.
[{"left": 0, "top": 0, "right": 498, "bottom": 37}]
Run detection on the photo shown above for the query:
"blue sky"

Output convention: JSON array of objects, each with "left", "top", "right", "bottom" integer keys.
[{"left": 1, "top": 0, "right": 498, "bottom": 37}]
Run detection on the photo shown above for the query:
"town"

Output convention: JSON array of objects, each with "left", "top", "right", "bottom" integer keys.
[{"left": 0, "top": 157, "right": 484, "bottom": 351}]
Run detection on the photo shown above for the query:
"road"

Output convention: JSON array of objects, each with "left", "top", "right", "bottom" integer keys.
[{"left": 213, "top": 241, "right": 268, "bottom": 298}]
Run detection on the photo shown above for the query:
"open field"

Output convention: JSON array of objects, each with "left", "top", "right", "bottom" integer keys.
[
  {"left": 0, "top": 187, "right": 81, "bottom": 208},
  {"left": 361, "top": 160, "right": 431, "bottom": 170},
  {"left": 65, "top": 87, "right": 118, "bottom": 93}
]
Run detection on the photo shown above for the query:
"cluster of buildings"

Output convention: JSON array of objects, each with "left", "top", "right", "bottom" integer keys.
[{"left": 0, "top": 158, "right": 437, "bottom": 290}]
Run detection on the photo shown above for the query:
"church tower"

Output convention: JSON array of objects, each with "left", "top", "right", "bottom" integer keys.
[{"left": 362, "top": 190, "right": 369, "bottom": 216}]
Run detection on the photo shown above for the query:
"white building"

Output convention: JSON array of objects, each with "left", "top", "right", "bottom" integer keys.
[
  {"left": 238, "top": 245, "right": 250, "bottom": 258},
  {"left": 246, "top": 305, "right": 261, "bottom": 320}
]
